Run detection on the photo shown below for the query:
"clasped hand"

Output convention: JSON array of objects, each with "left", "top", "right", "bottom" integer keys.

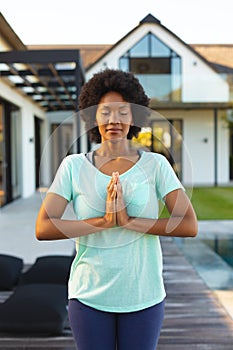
[{"left": 104, "top": 172, "right": 130, "bottom": 228}]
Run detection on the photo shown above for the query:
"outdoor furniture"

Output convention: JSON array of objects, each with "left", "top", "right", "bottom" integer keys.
[
  {"left": 0, "top": 254, "right": 23, "bottom": 290},
  {"left": 19, "top": 255, "right": 73, "bottom": 285},
  {"left": 0, "top": 283, "right": 68, "bottom": 334},
  {"left": 0, "top": 254, "right": 74, "bottom": 335}
]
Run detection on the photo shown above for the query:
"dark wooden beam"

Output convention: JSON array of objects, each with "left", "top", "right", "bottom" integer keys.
[{"left": 0, "top": 49, "right": 81, "bottom": 64}]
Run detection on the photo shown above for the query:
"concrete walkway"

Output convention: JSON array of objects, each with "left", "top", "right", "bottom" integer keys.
[
  {"left": 0, "top": 191, "right": 75, "bottom": 264},
  {"left": 197, "top": 219, "right": 233, "bottom": 237}
]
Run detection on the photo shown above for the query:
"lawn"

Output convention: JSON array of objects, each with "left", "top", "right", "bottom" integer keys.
[
  {"left": 160, "top": 187, "right": 233, "bottom": 220},
  {"left": 189, "top": 187, "right": 233, "bottom": 220}
]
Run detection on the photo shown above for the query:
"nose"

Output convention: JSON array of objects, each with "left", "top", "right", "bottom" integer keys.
[{"left": 108, "top": 111, "right": 120, "bottom": 124}]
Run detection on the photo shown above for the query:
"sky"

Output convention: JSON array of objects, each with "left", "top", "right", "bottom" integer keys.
[{"left": 1, "top": 0, "right": 233, "bottom": 45}]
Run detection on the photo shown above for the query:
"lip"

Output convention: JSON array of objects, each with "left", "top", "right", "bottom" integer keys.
[{"left": 106, "top": 128, "right": 122, "bottom": 132}]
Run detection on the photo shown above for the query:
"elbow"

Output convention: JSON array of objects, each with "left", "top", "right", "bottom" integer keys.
[
  {"left": 36, "top": 231, "right": 44, "bottom": 241},
  {"left": 187, "top": 219, "right": 198, "bottom": 238},
  {"left": 189, "top": 227, "right": 198, "bottom": 238},
  {"left": 35, "top": 227, "right": 44, "bottom": 241},
  {"left": 35, "top": 220, "right": 47, "bottom": 241},
  {"left": 178, "top": 216, "right": 198, "bottom": 238}
]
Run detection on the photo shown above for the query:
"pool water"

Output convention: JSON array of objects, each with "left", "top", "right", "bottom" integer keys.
[{"left": 203, "top": 238, "right": 233, "bottom": 268}]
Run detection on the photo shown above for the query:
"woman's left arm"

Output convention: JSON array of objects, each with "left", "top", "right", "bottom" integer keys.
[{"left": 117, "top": 185, "right": 198, "bottom": 238}]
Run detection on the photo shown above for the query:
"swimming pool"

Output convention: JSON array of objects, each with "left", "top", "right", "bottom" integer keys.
[
  {"left": 174, "top": 235, "right": 233, "bottom": 291},
  {"left": 202, "top": 237, "right": 233, "bottom": 268}
]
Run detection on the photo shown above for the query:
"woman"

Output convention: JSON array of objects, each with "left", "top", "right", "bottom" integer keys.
[{"left": 36, "top": 69, "right": 198, "bottom": 349}]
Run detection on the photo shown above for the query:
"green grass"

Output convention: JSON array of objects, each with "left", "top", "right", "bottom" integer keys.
[
  {"left": 160, "top": 187, "right": 233, "bottom": 220},
  {"left": 190, "top": 187, "right": 233, "bottom": 220}
]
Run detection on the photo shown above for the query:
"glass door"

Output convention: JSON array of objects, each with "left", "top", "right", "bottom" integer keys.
[
  {"left": 151, "top": 119, "right": 183, "bottom": 180},
  {"left": 132, "top": 119, "right": 183, "bottom": 180},
  {"left": 0, "top": 103, "right": 5, "bottom": 206},
  {"left": 0, "top": 101, "right": 21, "bottom": 207},
  {"left": 11, "top": 108, "right": 22, "bottom": 199},
  {"left": 51, "top": 123, "right": 74, "bottom": 178}
]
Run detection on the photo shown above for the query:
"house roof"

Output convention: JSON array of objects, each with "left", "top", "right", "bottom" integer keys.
[
  {"left": 1, "top": 12, "right": 232, "bottom": 112},
  {"left": 27, "top": 44, "right": 111, "bottom": 70},
  {"left": 27, "top": 15, "right": 233, "bottom": 74},
  {"left": 191, "top": 44, "right": 233, "bottom": 70},
  {"left": 0, "top": 13, "right": 26, "bottom": 50},
  {"left": 80, "top": 14, "right": 223, "bottom": 73},
  {"left": 139, "top": 13, "right": 161, "bottom": 24}
]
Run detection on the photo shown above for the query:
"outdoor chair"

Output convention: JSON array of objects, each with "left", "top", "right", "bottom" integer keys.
[
  {"left": 19, "top": 255, "right": 73, "bottom": 286},
  {"left": 0, "top": 254, "right": 23, "bottom": 290},
  {"left": 0, "top": 283, "right": 68, "bottom": 334}
]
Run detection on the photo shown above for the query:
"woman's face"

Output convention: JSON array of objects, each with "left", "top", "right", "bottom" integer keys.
[{"left": 96, "top": 91, "right": 133, "bottom": 143}]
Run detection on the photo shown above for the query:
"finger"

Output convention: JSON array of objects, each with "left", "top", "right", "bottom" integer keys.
[
  {"left": 109, "top": 180, "right": 117, "bottom": 192},
  {"left": 107, "top": 178, "right": 115, "bottom": 191},
  {"left": 112, "top": 172, "right": 119, "bottom": 184},
  {"left": 116, "top": 181, "right": 123, "bottom": 194}
]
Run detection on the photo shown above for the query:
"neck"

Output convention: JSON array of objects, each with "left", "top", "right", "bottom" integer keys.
[{"left": 97, "top": 139, "right": 132, "bottom": 157}]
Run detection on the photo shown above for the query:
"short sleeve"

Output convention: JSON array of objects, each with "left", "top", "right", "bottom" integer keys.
[
  {"left": 47, "top": 156, "right": 73, "bottom": 202},
  {"left": 156, "top": 155, "right": 184, "bottom": 201}
]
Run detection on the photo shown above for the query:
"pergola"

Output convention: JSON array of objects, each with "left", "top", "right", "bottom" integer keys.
[{"left": 0, "top": 49, "right": 85, "bottom": 111}]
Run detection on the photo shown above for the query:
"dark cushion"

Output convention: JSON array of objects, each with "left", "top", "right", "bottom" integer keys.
[
  {"left": 0, "top": 254, "right": 23, "bottom": 290},
  {"left": 0, "top": 283, "right": 68, "bottom": 334},
  {"left": 19, "top": 255, "right": 73, "bottom": 285}
]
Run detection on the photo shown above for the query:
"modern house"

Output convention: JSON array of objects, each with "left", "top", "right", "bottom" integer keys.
[
  {"left": 1, "top": 12, "right": 233, "bottom": 208},
  {"left": 84, "top": 14, "right": 233, "bottom": 188}
]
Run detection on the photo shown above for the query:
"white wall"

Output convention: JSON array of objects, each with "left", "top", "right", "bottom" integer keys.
[
  {"left": 0, "top": 79, "right": 46, "bottom": 198},
  {"left": 181, "top": 50, "right": 229, "bottom": 102},
  {"left": 183, "top": 110, "right": 215, "bottom": 185},
  {"left": 158, "top": 109, "right": 230, "bottom": 186}
]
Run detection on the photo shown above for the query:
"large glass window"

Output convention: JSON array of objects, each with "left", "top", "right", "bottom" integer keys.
[
  {"left": 151, "top": 119, "right": 183, "bottom": 179},
  {"left": 0, "top": 104, "right": 4, "bottom": 206},
  {"left": 132, "top": 119, "right": 183, "bottom": 180},
  {"left": 119, "top": 32, "right": 182, "bottom": 101},
  {"left": 0, "top": 101, "right": 21, "bottom": 207}
]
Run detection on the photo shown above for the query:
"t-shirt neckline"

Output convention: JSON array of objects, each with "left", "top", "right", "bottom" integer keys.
[{"left": 82, "top": 150, "right": 145, "bottom": 178}]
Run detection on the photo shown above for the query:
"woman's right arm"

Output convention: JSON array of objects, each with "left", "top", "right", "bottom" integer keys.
[{"left": 36, "top": 178, "right": 117, "bottom": 240}]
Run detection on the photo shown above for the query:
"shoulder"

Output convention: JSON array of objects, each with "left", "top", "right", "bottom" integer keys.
[
  {"left": 62, "top": 153, "right": 85, "bottom": 165},
  {"left": 57, "top": 154, "right": 86, "bottom": 174},
  {"left": 141, "top": 151, "right": 168, "bottom": 163}
]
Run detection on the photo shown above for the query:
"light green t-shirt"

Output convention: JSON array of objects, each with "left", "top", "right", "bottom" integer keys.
[{"left": 48, "top": 151, "right": 184, "bottom": 312}]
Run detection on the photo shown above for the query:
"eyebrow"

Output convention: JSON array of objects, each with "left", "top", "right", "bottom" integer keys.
[{"left": 100, "top": 104, "right": 130, "bottom": 109}]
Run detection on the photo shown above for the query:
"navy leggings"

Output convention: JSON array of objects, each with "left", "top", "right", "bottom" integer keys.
[{"left": 68, "top": 299, "right": 165, "bottom": 350}]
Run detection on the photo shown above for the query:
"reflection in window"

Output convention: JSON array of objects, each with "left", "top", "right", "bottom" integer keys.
[
  {"left": 151, "top": 35, "right": 171, "bottom": 57},
  {"left": 152, "top": 120, "right": 182, "bottom": 179},
  {"left": 132, "top": 120, "right": 183, "bottom": 180},
  {"left": 130, "top": 35, "right": 149, "bottom": 57},
  {"left": 119, "top": 32, "right": 181, "bottom": 101}
]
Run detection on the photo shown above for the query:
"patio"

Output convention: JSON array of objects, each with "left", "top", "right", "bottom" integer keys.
[{"left": 0, "top": 237, "right": 233, "bottom": 349}]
